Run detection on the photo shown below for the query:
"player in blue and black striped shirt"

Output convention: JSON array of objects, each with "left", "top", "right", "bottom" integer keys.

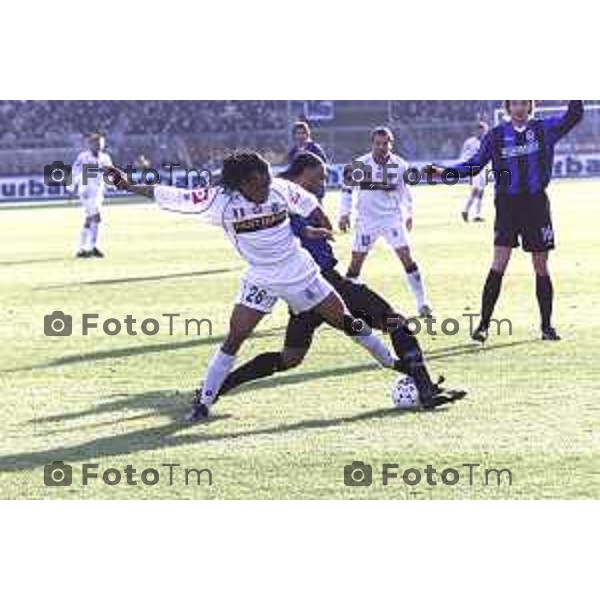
[{"left": 430, "top": 100, "right": 584, "bottom": 342}]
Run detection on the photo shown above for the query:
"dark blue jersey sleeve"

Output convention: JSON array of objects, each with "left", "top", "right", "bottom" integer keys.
[
  {"left": 445, "top": 131, "right": 493, "bottom": 177},
  {"left": 543, "top": 100, "right": 584, "bottom": 144},
  {"left": 290, "top": 213, "right": 307, "bottom": 237}
]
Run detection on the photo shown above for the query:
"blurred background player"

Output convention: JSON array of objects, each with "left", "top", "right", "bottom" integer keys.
[
  {"left": 288, "top": 121, "right": 328, "bottom": 200},
  {"left": 460, "top": 120, "right": 489, "bottom": 222},
  {"left": 288, "top": 121, "right": 327, "bottom": 165},
  {"left": 339, "top": 126, "right": 432, "bottom": 317},
  {"left": 428, "top": 100, "right": 584, "bottom": 342},
  {"left": 70, "top": 133, "right": 113, "bottom": 258}
]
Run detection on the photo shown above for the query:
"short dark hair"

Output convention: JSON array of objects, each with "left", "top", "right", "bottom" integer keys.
[
  {"left": 504, "top": 100, "right": 534, "bottom": 115},
  {"left": 280, "top": 151, "right": 325, "bottom": 180},
  {"left": 371, "top": 126, "right": 394, "bottom": 142},
  {"left": 220, "top": 152, "right": 270, "bottom": 191},
  {"left": 292, "top": 121, "right": 311, "bottom": 136}
]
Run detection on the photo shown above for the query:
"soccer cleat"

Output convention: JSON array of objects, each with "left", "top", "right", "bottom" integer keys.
[
  {"left": 418, "top": 304, "right": 433, "bottom": 318},
  {"left": 461, "top": 211, "right": 469, "bottom": 222},
  {"left": 425, "top": 387, "right": 468, "bottom": 409},
  {"left": 420, "top": 376, "right": 467, "bottom": 409},
  {"left": 542, "top": 327, "right": 561, "bottom": 341},
  {"left": 184, "top": 387, "right": 211, "bottom": 423},
  {"left": 92, "top": 247, "right": 105, "bottom": 258},
  {"left": 473, "top": 216, "right": 485, "bottom": 222},
  {"left": 471, "top": 325, "right": 489, "bottom": 344},
  {"left": 76, "top": 250, "right": 93, "bottom": 258}
]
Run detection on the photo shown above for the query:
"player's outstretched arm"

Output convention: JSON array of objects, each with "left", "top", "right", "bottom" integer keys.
[
  {"left": 546, "top": 100, "right": 584, "bottom": 141},
  {"left": 427, "top": 131, "right": 493, "bottom": 179},
  {"left": 102, "top": 166, "right": 156, "bottom": 198}
]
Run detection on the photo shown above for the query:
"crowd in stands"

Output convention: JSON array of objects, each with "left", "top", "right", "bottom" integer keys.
[
  {"left": 0, "top": 101, "right": 596, "bottom": 175},
  {"left": 0, "top": 100, "right": 287, "bottom": 139}
]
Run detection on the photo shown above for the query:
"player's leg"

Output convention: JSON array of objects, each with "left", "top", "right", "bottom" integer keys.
[
  {"left": 339, "top": 277, "right": 466, "bottom": 404},
  {"left": 393, "top": 243, "right": 431, "bottom": 318},
  {"left": 473, "top": 189, "right": 485, "bottom": 222},
  {"left": 77, "top": 198, "right": 97, "bottom": 258},
  {"left": 89, "top": 212, "right": 104, "bottom": 257},
  {"left": 187, "top": 302, "right": 267, "bottom": 422},
  {"left": 462, "top": 186, "right": 478, "bottom": 221},
  {"left": 310, "top": 289, "right": 398, "bottom": 370},
  {"left": 472, "top": 196, "right": 518, "bottom": 342},
  {"left": 216, "top": 311, "right": 323, "bottom": 398},
  {"left": 531, "top": 251, "right": 559, "bottom": 340},
  {"left": 522, "top": 195, "right": 558, "bottom": 340},
  {"left": 187, "top": 279, "right": 277, "bottom": 421},
  {"left": 346, "top": 229, "right": 373, "bottom": 281},
  {"left": 472, "top": 245, "right": 513, "bottom": 342},
  {"left": 77, "top": 214, "right": 93, "bottom": 258}
]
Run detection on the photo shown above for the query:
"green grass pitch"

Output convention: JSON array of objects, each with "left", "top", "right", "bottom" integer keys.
[{"left": 1, "top": 179, "right": 599, "bottom": 499}]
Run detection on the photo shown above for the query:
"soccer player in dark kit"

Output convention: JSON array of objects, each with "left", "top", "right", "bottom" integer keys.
[{"left": 427, "top": 100, "right": 584, "bottom": 343}]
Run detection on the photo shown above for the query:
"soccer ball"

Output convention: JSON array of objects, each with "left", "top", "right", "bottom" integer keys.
[{"left": 391, "top": 376, "right": 420, "bottom": 409}]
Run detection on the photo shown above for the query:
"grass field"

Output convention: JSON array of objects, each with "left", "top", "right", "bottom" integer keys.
[{"left": 1, "top": 179, "right": 599, "bottom": 499}]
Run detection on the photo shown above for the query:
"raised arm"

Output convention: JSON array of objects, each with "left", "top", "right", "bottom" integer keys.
[{"left": 544, "top": 100, "right": 584, "bottom": 142}]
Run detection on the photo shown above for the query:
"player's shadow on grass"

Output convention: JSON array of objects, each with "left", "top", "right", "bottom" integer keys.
[
  {"left": 3, "top": 390, "right": 441, "bottom": 472},
  {"left": 0, "top": 257, "right": 67, "bottom": 267},
  {"left": 223, "top": 338, "right": 537, "bottom": 395},
  {"left": 36, "top": 268, "right": 236, "bottom": 290},
  {"left": 5, "top": 326, "right": 287, "bottom": 374}
]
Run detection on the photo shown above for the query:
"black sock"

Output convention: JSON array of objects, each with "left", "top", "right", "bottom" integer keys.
[
  {"left": 218, "top": 352, "right": 284, "bottom": 398},
  {"left": 480, "top": 269, "right": 504, "bottom": 329},
  {"left": 536, "top": 275, "right": 554, "bottom": 331},
  {"left": 390, "top": 326, "right": 434, "bottom": 392}
]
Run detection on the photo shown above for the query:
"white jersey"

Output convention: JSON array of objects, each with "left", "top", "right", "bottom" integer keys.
[
  {"left": 72, "top": 150, "right": 113, "bottom": 199},
  {"left": 460, "top": 136, "right": 488, "bottom": 190},
  {"left": 154, "top": 178, "right": 321, "bottom": 287},
  {"left": 460, "top": 136, "right": 481, "bottom": 162},
  {"left": 340, "top": 152, "right": 413, "bottom": 230}
]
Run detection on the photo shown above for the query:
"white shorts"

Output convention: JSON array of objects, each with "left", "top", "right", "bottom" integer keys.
[
  {"left": 81, "top": 195, "right": 103, "bottom": 217},
  {"left": 352, "top": 219, "right": 409, "bottom": 253},
  {"left": 237, "top": 272, "right": 335, "bottom": 315}
]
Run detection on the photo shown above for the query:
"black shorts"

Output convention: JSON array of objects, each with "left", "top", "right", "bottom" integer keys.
[
  {"left": 284, "top": 268, "right": 400, "bottom": 349},
  {"left": 494, "top": 191, "right": 555, "bottom": 252}
]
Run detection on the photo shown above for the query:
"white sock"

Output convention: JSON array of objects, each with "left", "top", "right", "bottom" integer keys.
[
  {"left": 474, "top": 194, "right": 484, "bottom": 218},
  {"left": 201, "top": 348, "right": 236, "bottom": 405},
  {"left": 80, "top": 226, "right": 92, "bottom": 251},
  {"left": 352, "top": 330, "right": 395, "bottom": 368},
  {"left": 406, "top": 268, "right": 428, "bottom": 309},
  {"left": 464, "top": 192, "right": 476, "bottom": 214},
  {"left": 89, "top": 221, "right": 99, "bottom": 249}
]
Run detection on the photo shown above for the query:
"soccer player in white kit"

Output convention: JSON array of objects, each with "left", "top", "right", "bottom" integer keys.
[
  {"left": 71, "top": 133, "right": 113, "bottom": 258},
  {"left": 460, "top": 121, "right": 489, "bottom": 223},
  {"left": 103, "top": 152, "right": 424, "bottom": 421},
  {"left": 339, "top": 127, "right": 432, "bottom": 317}
]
